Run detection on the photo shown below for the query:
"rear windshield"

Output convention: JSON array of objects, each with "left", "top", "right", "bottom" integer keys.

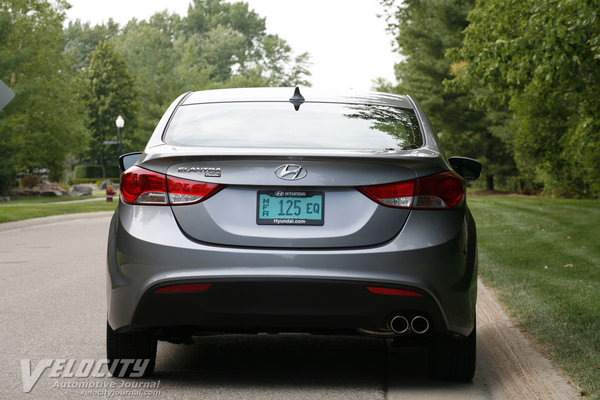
[{"left": 163, "top": 102, "right": 423, "bottom": 150}]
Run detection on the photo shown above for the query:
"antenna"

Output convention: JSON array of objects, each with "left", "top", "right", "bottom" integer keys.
[{"left": 289, "top": 86, "right": 305, "bottom": 111}]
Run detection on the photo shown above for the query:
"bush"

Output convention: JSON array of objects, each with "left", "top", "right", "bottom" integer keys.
[
  {"left": 72, "top": 177, "right": 120, "bottom": 185},
  {"left": 107, "top": 165, "right": 120, "bottom": 178},
  {"left": 20, "top": 175, "right": 40, "bottom": 189},
  {"left": 74, "top": 165, "right": 103, "bottom": 179},
  {"left": 73, "top": 164, "right": 120, "bottom": 180}
]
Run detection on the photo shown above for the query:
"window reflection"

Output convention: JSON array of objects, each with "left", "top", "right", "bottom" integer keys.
[
  {"left": 165, "top": 102, "right": 423, "bottom": 150},
  {"left": 343, "top": 104, "right": 422, "bottom": 150}
]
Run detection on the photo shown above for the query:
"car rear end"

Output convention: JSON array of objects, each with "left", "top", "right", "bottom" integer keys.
[{"left": 106, "top": 88, "right": 478, "bottom": 380}]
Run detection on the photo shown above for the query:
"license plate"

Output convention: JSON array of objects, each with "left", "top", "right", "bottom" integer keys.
[{"left": 256, "top": 191, "right": 324, "bottom": 225}]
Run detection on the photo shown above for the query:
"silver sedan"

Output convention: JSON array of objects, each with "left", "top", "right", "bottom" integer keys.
[{"left": 106, "top": 87, "right": 481, "bottom": 381}]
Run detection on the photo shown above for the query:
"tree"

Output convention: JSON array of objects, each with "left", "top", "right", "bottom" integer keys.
[
  {"left": 183, "top": 0, "right": 266, "bottom": 60},
  {"left": 197, "top": 24, "right": 247, "bottom": 81},
  {"left": 63, "top": 19, "right": 120, "bottom": 71},
  {"left": 379, "top": 0, "right": 515, "bottom": 190},
  {"left": 114, "top": 14, "right": 185, "bottom": 149},
  {"left": 180, "top": 0, "right": 310, "bottom": 86},
  {"left": 0, "top": 0, "right": 86, "bottom": 192},
  {"left": 452, "top": 0, "right": 600, "bottom": 197},
  {"left": 259, "top": 34, "right": 312, "bottom": 87},
  {"left": 82, "top": 41, "right": 138, "bottom": 177},
  {"left": 0, "top": 10, "right": 18, "bottom": 194},
  {"left": 69, "top": 1, "right": 312, "bottom": 156}
]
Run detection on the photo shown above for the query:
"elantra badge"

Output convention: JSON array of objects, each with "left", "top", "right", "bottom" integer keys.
[
  {"left": 177, "top": 167, "right": 221, "bottom": 177},
  {"left": 275, "top": 164, "right": 307, "bottom": 180}
]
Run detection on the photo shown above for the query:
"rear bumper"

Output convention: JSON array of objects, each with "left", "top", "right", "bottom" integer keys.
[
  {"left": 107, "top": 203, "right": 477, "bottom": 336},
  {"left": 130, "top": 278, "right": 444, "bottom": 334}
]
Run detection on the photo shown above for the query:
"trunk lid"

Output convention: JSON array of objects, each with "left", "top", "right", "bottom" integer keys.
[{"left": 150, "top": 154, "right": 443, "bottom": 249}]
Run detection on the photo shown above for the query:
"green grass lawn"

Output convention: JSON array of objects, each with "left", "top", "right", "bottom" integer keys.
[
  {"left": 468, "top": 195, "right": 600, "bottom": 398},
  {"left": 0, "top": 193, "right": 117, "bottom": 223}
]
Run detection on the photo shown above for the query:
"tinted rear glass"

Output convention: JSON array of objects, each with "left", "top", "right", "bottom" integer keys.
[{"left": 164, "top": 102, "right": 423, "bottom": 150}]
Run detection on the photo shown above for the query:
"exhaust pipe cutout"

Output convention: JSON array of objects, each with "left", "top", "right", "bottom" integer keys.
[
  {"left": 411, "top": 315, "right": 430, "bottom": 334},
  {"left": 388, "top": 315, "right": 410, "bottom": 334}
]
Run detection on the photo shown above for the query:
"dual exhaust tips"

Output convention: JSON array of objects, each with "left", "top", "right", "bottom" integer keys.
[{"left": 388, "top": 315, "right": 430, "bottom": 335}]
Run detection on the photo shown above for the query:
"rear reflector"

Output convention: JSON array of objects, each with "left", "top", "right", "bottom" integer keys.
[
  {"left": 358, "top": 171, "right": 465, "bottom": 209},
  {"left": 154, "top": 283, "right": 212, "bottom": 293},
  {"left": 366, "top": 286, "right": 424, "bottom": 297},
  {"left": 120, "top": 166, "right": 224, "bottom": 205}
]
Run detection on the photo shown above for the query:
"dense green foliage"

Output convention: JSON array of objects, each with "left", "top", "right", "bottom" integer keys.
[
  {"left": 381, "top": 0, "right": 599, "bottom": 197},
  {"left": 0, "top": 0, "right": 86, "bottom": 191},
  {"left": 378, "top": 0, "right": 515, "bottom": 190},
  {"left": 69, "top": 0, "right": 312, "bottom": 165},
  {"left": 454, "top": 0, "right": 600, "bottom": 197},
  {"left": 82, "top": 41, "right": 138, "bottom": 177},
  {"left": 73, "top": 164, "right": 103, "bottom": 179},
  {"left": 0, "top": 0, "right": 312, "bottom": 192},
  {"left": 103, "top": 1, "right": 311, "bottom": 153},
  {"left": 469, "top": 196, "right": 600, "bottom": 398}
]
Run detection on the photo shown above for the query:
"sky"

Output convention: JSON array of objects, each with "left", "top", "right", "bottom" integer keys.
[{"left": 65, "top": 0, "right": 399, "bottom": 91}]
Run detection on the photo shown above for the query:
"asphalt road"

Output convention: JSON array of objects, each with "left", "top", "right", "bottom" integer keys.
[{"left": 0, "top": 213, "right": 579, "bottom": 399}]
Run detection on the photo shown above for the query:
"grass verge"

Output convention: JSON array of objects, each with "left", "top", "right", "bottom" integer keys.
[
  {"left": 468, "top": 196, "right": 600, "bottom": 398},
  {"left": 0, "top": 195, "right": 117, "bottom": 223}
]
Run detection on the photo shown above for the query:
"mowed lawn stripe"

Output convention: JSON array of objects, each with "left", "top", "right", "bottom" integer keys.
[{"left": 0, "top": 198, "right": 116, "bottom": 223}]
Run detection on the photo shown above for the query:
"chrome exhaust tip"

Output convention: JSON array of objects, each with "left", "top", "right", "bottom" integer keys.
[
  {"left": 411, "top": 315, "right": 430, "bottom": 334},
  {"left": 388, "top": 315, "right": 410, "bottom": 334}
]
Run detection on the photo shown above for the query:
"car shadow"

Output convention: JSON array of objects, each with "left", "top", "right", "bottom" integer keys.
[
  {"left": 140, "top": 333, "right": 490, "bottom": 399},
  {"left": 386, "top": 341, "right": 490, "bottom": 399},
  {"left": 153, "top": 334, "right": 385, "bottom": 390}
]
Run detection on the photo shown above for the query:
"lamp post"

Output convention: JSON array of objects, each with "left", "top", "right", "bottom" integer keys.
[{"left": 115, "top": 115, "right": 124, "bottom": 157}]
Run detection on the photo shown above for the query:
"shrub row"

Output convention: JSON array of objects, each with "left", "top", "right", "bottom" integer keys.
[
  {"left": 74, "top": 164, "right": 120, "bottom": 179},
  {"left": 72, "top": 178, "right": 120, "bottom": 185}
]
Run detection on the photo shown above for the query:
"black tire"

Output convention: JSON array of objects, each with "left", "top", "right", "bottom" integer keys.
[
  {"left": 428, "top": 325, "right": 476, "bottom": 381},
  {"left": 106, "top": 322, "right": 157, "bottom": 378}
]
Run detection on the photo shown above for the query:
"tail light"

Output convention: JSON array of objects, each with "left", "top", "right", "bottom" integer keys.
[
  {"left": 358, "top": 180, "right": 414, "bottom": 208},
  {"left": 358, "top": 171, "right": 465, "bottom": 209},
  {"left": 167, "top": 176, "right": 224, "bottom": 204},
  {"left": 121, "top": 166, "right": 223, "bottom": 205},
  {"left": 414, "top": 171, "right": 465, "bottom": 209},
  {"left": 120, "top": 167, "right": 167, "bottom": 205}
]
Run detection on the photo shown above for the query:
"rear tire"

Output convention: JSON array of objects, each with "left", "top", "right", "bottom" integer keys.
[
  {"left": 428, "top": 325, "right": 476, "bottom": 381},
  {"left": 106, "top": 323, "right": 157, "bottom": 378}
]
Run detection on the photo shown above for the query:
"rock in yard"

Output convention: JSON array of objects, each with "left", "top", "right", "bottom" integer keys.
[
  {"left": 69, "top": 184, "right": 93, "bottom": 197},
  {"left": 38, "top": 181, "right": 68, "bottom": 197}
]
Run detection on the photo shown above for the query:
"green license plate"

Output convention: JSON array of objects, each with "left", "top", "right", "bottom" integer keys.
[{"left": 256, "top": 191, "right": 324, "bottom": 225}]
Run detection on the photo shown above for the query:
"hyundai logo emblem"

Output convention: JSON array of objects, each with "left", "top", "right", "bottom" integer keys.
[{"left": 274, "top": 164, "right": 307, "bottom": 180}]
